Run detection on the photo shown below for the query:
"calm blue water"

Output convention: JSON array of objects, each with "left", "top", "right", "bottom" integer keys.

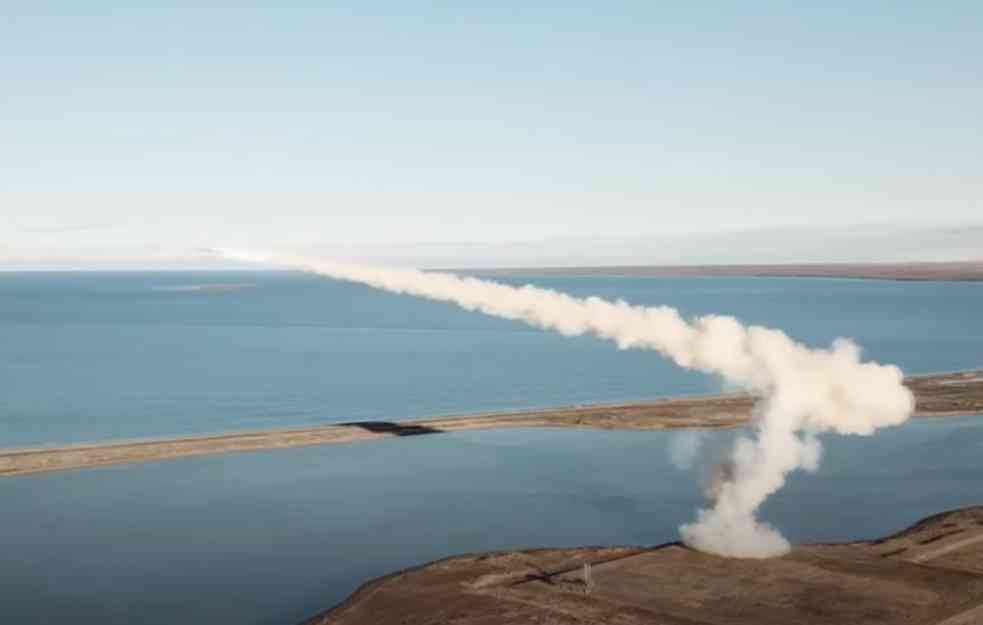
[
  {"left": 1, "top": 272, "right": 981, "bottom": 624},
  {"left": 1, "top": 419, "right": 982, "bottom": 625},
  {"left": 1, "top": 271, "right": 980, "bottom": 447}
]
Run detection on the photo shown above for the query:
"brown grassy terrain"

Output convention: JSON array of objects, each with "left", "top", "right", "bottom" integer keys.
[
  {"left": 307, "top": 506, "right": 983, "bottom": 625},
  {"left": 475, "top": 260, "right": 983, "bottom": 281},
  {"left": 1, "top": 370, "right": 980, "bottom": 478}
]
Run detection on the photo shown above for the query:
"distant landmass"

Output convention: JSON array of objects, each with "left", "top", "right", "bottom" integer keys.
[{"left": 469, "top": 260, "right": 983, "bottom": 281}]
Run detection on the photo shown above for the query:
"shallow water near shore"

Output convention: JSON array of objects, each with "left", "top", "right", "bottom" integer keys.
[
  {"left": 2, "top": 416, "right": 982, "bottom": 625},
  {"left": 1, "top": 271, "right": 981, "bottom": 448}
]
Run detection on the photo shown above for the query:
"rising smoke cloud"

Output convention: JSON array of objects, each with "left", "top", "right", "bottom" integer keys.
[
  {"left": 222, "top": 250, "right": 915, "bottom": 558},
  {"left": 669, "top": 430, "right": 706, "bottom": 471}
]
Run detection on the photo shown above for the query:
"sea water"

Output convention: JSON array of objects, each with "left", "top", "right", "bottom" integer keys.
[
  {"left": 1, "top": 271, "right": 980, "bottom": 447},
  {"left": 0, "top": 272, "right": 980, "bottom": 624},
  {"left": 1, "top": 420, "right": 982, "bottom": 625}
]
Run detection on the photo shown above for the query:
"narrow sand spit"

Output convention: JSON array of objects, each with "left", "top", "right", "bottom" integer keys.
[{"left": 1, "top": 370, "right": 980, "bottom": 478}]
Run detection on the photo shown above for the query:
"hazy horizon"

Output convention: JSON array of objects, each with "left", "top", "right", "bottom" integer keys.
[
  {"left": 2, "top": 221, "right": 981, "bottom": 271},
  {"left": 4, "top": 3, "right": 981, "bottom": 270}
]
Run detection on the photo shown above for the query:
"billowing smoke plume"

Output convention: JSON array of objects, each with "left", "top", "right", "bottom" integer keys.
[{"left": 223, "top": 251, "right": 914, "bottom": 558}]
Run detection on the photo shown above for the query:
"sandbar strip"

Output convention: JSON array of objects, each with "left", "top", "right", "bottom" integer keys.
[{"left": 1, "top": 369, "right": 980, "bottom": 478}]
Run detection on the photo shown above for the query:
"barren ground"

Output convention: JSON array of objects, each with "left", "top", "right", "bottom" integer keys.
[{"left": 308, "top": 506, "right": 983, "bottom": 625}]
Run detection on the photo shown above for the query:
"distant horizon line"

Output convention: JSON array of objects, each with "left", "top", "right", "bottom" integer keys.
[{"left": 2, "top": 257, "right": 981, "bottom": 274}]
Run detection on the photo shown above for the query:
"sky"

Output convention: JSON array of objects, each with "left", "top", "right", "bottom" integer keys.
[{"left": 2, "top": 2, "right": 982, "bottom": 268}]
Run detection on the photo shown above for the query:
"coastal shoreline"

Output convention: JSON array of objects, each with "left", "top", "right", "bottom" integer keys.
[
  {"left": 2, "top": 369, "right": 980, "bottom": 478},
  {"left": 305, "top": 505, "right": 983, "bottom": 625}
]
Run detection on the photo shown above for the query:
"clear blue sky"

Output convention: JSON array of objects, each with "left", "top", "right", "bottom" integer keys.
[{"left": 3, "top": 2, "right": 981, "bottom": 267}]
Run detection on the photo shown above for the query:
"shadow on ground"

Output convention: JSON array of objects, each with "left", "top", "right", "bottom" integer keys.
[{"left": 340, "top": 421, "right": 444, "bottom": 437}]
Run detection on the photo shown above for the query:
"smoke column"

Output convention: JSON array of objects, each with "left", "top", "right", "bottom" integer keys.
[{"left": 223, "top": 250, "right": 914, "bottom": 558}]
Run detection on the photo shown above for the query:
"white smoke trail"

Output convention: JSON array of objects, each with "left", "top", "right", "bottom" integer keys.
[
  {"left": 223, "top": 250, "right": 914, "bottom": 558},
  {"left": 669, "top": 431, "right": 706, "bottom": 471}
]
